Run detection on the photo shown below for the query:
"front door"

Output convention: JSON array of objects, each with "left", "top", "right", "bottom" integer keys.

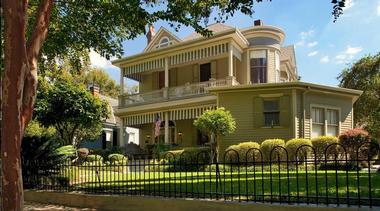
[{"left": 200, "top": 63, "right": 211, "bottom": 82}]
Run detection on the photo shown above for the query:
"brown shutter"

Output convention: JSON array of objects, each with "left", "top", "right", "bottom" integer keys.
[
  {"left": 253, "top": 97, "right": 264, "bottom": 128},
  {"left": 193, "top": 64, "right": 199, "bottom": 83},
  {"left": 280, "top": 95, "right": 290, "bottom": 127},
  {"left": 211, "top": 60, "right": 217, "bottom": 79},
  {"left": 169, "top": 68, "right": 177, "bottom": 87}
]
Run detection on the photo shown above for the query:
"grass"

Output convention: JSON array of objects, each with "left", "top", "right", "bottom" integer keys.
[{"left": 39, "top": 164, "right": 380, "bottom": 206}]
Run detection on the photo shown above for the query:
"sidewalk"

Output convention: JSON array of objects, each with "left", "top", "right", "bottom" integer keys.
[{"left": 24, "top": 202, "right": 97, "bottom": 211}]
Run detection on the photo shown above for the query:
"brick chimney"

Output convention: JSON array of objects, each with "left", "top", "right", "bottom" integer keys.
[
  {"left": 89, "top": 84, "right": 100, "bottom": 97},
  {"left": 254, "top": 19, "right": 263, "bottom": 26},
  {"left": 146, "top": 25, "right": 156, "bottom": 45}
]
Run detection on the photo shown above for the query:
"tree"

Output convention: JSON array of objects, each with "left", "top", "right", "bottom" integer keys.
[
  {"left": 1, "top": 0, "right": 348, "bottom": 209},
  {"left": 34, "top": 79, "right": 109, "bottom": 146},
  {"left": 338, "top": 53, "right": 380, "bottom": 142},
  {"left": 79, "top": 68, "right": 120, "bottom": 98},
  {"left": 194, "top": 107, "right": 236, "bottom": 162}
]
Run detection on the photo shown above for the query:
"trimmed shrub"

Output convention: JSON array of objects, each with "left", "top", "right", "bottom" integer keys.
[
  {"left": 311, "top": 136, "right": 339, "bottom": 160},
  {"left": 224, "top": 141, "right": 261, "bottom": 163},
  {"left": 339, "top": 128, "right": 378, "bottom": 160},
  {"left": 85, "top": 154, "right": 103, "bottom": 162},
  {"left": 77, "top": 148, "right": 89, "bottom": 158},
  {"left": 108, "top": 154, "right": 128, "bottom": 163},
  {"left": 285, "top": 138, "right": 313, "bottom": 162},
  {"left": 260, "top": 139, "right": 286, "bottom": 161},
  {"left": 151, "top": 147, "right": 211, "bottom": 172}
]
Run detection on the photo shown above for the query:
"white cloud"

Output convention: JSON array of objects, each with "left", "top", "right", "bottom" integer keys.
[
  {"left": 377, "top": 0, "right": 380, "bottom": 16},
  {"left": 320, "top": 56, "right": 330, "bottom": 63},
  {"left": 296, "top": 29, "right": 315, "bottom": 47},
  {"left": 89, "top": 50, "right": 117, "bottom": 70},
  {"left": 345, "top": 46, "right": 363, "bottom": 55},
  {"left": 335, "top": 46, "right": 362, "bottom": 64},
  {"left": 343, "top": 0, "right": 355, "bottom": 11},
  {"left": 307, "top": 51, "right": 318, "bottom": 57},
  {"left": 307, "top": 41, "right": 318, "bottom": 47}
]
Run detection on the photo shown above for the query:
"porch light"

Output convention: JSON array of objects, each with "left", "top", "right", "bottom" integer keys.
[{"left": 178, "top": 132, "right": 183, "bottom": 144}]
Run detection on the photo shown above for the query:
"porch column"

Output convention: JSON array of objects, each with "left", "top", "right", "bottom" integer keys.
[
  {"left": 164, "top": 57, "right": 169, "bottom": 98},
  {"left": 164, "top": 111, "right": 169, "bottom": 144},
  {"left": 119, "top": 118, "right": 125, "bottom": 147},
  {"left": 120, "top": 68, "right": 125, "bottom": 95},
  {"left": 228, "top": 43, "right": 233, "bottom": 77},
  {"left": 120, "top": 69, "right": 125, "bottom": 107}
]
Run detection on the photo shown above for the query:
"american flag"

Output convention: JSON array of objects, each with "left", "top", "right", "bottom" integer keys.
[{"left": 154, "top": 114, "right": 161, "bottom": 137}]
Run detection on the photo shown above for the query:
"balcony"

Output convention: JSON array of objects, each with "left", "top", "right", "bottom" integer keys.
[{"left": 119, "top": 78, "right": 238, "bottom": 107}]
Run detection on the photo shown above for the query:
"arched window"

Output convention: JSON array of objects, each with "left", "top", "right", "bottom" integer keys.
[{"left": 158, "top": 37, "right": 170, "bottom": 48}]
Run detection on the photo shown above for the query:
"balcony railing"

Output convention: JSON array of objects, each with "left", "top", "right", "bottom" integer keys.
[{"left": 119, "top": 78, "right": 238, "bottom": 107}]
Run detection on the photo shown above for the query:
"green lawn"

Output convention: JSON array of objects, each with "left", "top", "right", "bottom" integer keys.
[{"left": 50, "top": 166, "right": 380, "bottom": 206}]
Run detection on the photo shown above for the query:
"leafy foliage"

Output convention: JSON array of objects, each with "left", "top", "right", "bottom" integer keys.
[
  {"left": 285, "top": 138, "right": 312, "bottom": 161},
  {"left": 260, "top": 139, "right": 286, "bottom": 161},
  {"left": 225, "top": 141, "right": 261, "bottom": 163},
  {"left": 24, "top": 120, "right": 57, "bottom": 139},
  {"left": 34, "top": 78, "right": 109, "bottom": 145},
  {"left": 78, "top": 68, "right": 120, "bottom": 98},
  {"left": 339, "top": 128, "right": 378, "bottom": 160},
  {"left": 338, "top": 52, "right": 380, "bottom": 141},
  {"left": 311, "top": 136, "right": 339, "bottom": 160},
  {"left": 194, "top": 107, "right": 236, "bottom": 161}
]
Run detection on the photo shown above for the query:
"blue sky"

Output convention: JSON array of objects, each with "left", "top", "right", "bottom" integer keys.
[{"left": 89, "top": 0, "right": 380, "bottom": 87}]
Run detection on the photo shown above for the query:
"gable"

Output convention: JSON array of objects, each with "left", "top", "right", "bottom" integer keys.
[{"left": 144, "top": 27, "right": 181, "bottom": 52}]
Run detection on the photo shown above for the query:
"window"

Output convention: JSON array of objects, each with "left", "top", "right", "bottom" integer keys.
[
  {"left": 312, "top": 107, "right": 324, "bottom": 137},
  {"left": 200, "top": 63, "right": 211, "bottom": 82},
  {"left": 158, "top": 37, "right": 169, "bottom": 48},
  {"left": 263, "top": 100, "right": 280, "bottom": 127},
  {"left": 311, "top": 107, "right": 340, "bottom": 138},
  {"left": 250, "top": 50, "right": 267, "bottom": 83},
  {"left": 327, "top": 109, "right": 339, "bottom": 136}
]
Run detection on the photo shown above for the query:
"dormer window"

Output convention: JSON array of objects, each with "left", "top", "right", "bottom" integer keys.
[{"left": 158, "top": 37, "right": 170, "bottom": 48}]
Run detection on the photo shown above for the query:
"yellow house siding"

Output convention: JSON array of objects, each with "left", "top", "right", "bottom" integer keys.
[
  {"left": 218, "top": 89, "right": 294, "bottom": 153},
  {"left": 216, "top": 58, "right": 228, "bottom": 79},
  {"left": 341, "top": 109, "right": 353, "bottom": 133},
  {"left": 266, "top": 49, "right": 276, "bottom": 83},
  {"left": 140, "top": 73, "right": 153, "bottom": 93}
]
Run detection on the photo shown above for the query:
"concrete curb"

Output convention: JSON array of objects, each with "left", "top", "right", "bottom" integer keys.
[{"left": 24, "top": 190, "right": 377, "bottom": 211}]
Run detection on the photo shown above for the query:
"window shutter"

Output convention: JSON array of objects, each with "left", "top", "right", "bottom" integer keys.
[
  {"left": 170, "top": 68, "right": 177, "bottom": 87},
  {"left": 253, "top": 97, "right": 264, "bottom": 128},
  {"left": 279, "top": 95, "right": 290, "bottom": 127},
  {"left": 211, "top": 61, "right": 217, "bottom": 79},
  {"left": 193, "top": 64, "right": 199, "bottom": 83}
]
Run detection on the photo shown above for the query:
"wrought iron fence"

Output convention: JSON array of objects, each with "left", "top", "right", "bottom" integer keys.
[{"left": 23, "top": 142, "right": 380, "bottom": 207}]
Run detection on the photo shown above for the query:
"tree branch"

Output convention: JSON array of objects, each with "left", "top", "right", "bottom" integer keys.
[{"left": 22, "top": 0, "right": 54, "bottom": 126}]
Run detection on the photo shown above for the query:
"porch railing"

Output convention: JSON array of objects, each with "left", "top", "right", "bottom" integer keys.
[{"left": 119, "top": 78, "right": 238, "bottom": 107}]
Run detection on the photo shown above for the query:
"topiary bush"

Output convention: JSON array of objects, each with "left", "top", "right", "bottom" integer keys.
[
  {"left": 152, "top": 147, "right": 211, "bottom": 172},
  {"left": 108, "top": 153, "right": 128, "bottom": 164},
  {"left": 224, "top": 141, "right": 261, "bottom": 163},
  {"left": 56, "top": 145, "right": 76, "bottom": 160},
  {"left": 260, "top": 139, "right": 286, "bottom": 162},
  {"left": 85, "top": 154, "right": 103, "bottom": 162},
  {"left": 285, "top": 138, "right": 313, "bottom": 162},
  {"left": 339, "top": 128, "right": 378, "bottom": 160},
  {"left": 77, "top": 148, "right": 89, "bottom": 159},
  {"left": 311, "top": 136, "right": 339, "bottom": 160}
]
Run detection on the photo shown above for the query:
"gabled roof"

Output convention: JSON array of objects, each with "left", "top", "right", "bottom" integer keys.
[
  {"left": 280, "top": 45, "right": 297, "bottom": 68},
  {"left": 143, "top": 27, "right": 182, "bottom": 52},
  {"left": 183, "top": 23, "right": 234, "bottom": 41}
]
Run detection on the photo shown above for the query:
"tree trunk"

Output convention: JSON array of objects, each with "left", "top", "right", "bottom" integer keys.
[{"left": 2, "top": 0, "right": 53, "bottom": 210}]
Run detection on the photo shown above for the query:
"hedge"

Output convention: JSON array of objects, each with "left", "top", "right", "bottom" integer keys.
[
  {"left": 225, "top": 141, "right": 261, "bottom": 163},
  {"left": 285, "top": 138, "right": 312, "bottom": 161},
  {"left": 260, "top": 139, "right": 286, "bottom": 161}
]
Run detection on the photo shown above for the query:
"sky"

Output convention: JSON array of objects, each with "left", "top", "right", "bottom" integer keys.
[{"left": 89, "top": 0, "right": 380, "bottom": 87}]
